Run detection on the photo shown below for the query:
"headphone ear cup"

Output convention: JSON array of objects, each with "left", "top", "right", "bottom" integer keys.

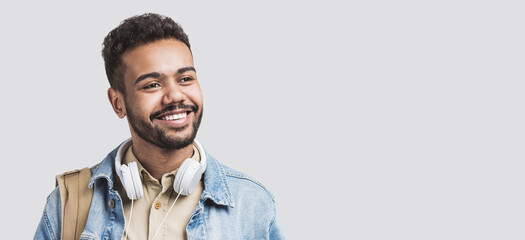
[
  {"left": 120, "top": 165, "right": 137, "bottom": 200},
  {"left": 127, "top": 162, "right": 143, "bottom": 199},
  {"left": 174, "top": 159, "right": 204, "bottom": 196}
]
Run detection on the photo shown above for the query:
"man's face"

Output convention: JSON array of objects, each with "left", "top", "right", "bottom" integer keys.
[{"left": 120, "top": 39, "right": 203, "bottom": 149}]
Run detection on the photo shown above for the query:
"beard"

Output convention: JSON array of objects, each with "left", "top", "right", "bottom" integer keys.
[{"left": 125, "top": 102, "right": 203, "bottom": 150}]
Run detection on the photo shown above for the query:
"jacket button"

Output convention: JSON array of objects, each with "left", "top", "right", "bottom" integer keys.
[
  {"left": 109, "top": 199, "right": 115, "bottom": 208},
  {"left": 155, "top": 202, "right": 161, "bottom": 210}
]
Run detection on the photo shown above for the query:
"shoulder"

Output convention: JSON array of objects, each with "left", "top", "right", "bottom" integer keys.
[
  {"left": 223, "top": 164, "right": 274, "bottom": 194},
  {"left": 204, "top": 159, "right": 281, "bottom": 238},
  {"left": 219, "top": 162, "right": 276, "bottom": 207},
  {"left": 204, "top": 153, "right": 276, "bottom": 204},
  {"left": 35, "top": 186, "right": 62, "bottom": 239}
]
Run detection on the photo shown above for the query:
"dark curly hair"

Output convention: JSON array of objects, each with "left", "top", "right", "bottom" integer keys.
[{"left": 102, "top": 13, "right": 191, "bottom": 94}]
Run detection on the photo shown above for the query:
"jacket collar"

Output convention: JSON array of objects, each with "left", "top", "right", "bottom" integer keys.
[
  {"left": 200, "top": 150, "right": 235, "bottom": 207},
  {"left": 88, "top": 140, "right": 235, "bottom": 208}
]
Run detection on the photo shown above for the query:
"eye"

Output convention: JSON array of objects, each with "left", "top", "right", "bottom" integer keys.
[
  {"left": 179, "top": 76, "right": 194, "bottom": 83},
  {"left": 143, "top": 82, "right": 161, "bottom": 89}
]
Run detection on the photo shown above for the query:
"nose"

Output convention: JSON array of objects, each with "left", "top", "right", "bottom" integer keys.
[{"left": 162, "top": 82, "right": 186, "bottom": 105}]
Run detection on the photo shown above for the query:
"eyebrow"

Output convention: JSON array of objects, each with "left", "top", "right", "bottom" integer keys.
[
  {"left": 135, "top": 72, "right": 162, "bottom": 84},
  {"left": 134, "top": 67, "right": 197, "bottom": 85},
  {"left": 178, "top": 66, "right": 197, "bottom": 74}
]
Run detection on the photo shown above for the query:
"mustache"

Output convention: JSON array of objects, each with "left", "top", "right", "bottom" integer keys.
[{"left": 150, "top": 103, "right": 199, "bottom": 120}]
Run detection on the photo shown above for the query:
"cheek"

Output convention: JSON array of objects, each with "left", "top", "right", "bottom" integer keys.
[
  {"left": 186, "top": 87, "right": 203, "bottom": 105},
  {"left": 128, "top": 95, "right": 162, "bottom": 116}
]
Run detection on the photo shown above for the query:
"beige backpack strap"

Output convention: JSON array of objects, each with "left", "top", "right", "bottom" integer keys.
[{"left": 56, "top": 167, "right": 93, "bottom": 240}]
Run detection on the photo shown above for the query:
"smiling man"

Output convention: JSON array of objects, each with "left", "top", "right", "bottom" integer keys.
[{"left": 34, "top": 13, "right": 284, "bottom": 240}]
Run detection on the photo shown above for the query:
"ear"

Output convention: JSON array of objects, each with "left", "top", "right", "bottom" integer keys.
[{"left": 108, "top": 88, "right": 127, "bottom": 119}]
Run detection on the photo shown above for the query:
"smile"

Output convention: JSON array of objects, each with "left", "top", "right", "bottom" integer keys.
[{"left": 160, "top": 112, "right": 187, "bottom": 121}]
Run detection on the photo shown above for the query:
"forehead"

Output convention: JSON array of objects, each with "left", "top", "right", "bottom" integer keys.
[{"left": 122, "top": 39, "right": 194, "bottom": 80}]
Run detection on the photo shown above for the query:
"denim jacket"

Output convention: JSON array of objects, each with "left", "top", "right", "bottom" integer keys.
[{"left": 34, "top": 141, "right": 285, "bottom": 240}]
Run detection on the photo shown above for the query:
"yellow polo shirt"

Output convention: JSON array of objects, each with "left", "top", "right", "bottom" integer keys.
[{"left": 116, "top": 143, "right": 204, "bottom": 240}]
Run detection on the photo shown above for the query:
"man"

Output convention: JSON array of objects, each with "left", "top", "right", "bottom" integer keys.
[{"left": 34, "top": 13, "right": 284, "bottom": 240}]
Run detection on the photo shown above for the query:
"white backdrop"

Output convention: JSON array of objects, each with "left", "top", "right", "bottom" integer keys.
[{"left": 1, "top": 1, "right": 523, "bottom": 239}]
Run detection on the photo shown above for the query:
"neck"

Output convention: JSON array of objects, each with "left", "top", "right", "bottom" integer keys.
[{"left": 130, "top": 135, "right": 194, "bottom": 181}]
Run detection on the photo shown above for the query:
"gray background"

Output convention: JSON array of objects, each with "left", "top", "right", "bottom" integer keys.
[{"left": 1, "top": 0, "right": 523, "bottom": 239}]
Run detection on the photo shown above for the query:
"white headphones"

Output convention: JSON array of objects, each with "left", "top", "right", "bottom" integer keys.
[{"left": 114, "top": 138, "right": 207, "bottom": 200}]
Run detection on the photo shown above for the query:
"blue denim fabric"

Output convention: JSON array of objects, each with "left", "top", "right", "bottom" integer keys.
[{"left": 34, "top": 141, "right": 285, "bottom": 240}]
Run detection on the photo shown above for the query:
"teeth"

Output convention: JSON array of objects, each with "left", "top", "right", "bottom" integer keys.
[{"left": 162, "top": 112, "right": 187, "bottom": 121}]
